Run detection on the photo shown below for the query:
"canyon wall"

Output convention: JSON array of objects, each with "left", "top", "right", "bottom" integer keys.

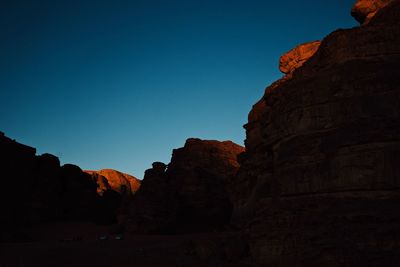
[{"left": 232, "top": 1, "right": 400, "bottom": 265}]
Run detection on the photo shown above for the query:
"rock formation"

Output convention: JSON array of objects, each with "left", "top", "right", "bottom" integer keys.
[
  {"left": 128, "top": 138, "right": 244, "bottom": 234},
  {"left": 0, "top": 132, "right": 120, "bottom": 241},
  {"left": 85, "top": 170, "right": 112, "bottom": 195},
  {"left": 2, "top": 2, "right": 400, "bottom": 266},
  {"left": 232, "top": 1, "right": 400, "bottom": 265},
  {"left": 351, "top": 0, "right": 394, "bottom": 24},
  {"left": 279, "top": 41, "right": 321, "bottom": 75},
  {"left": 126, "top": 162, "right": 170, "bottom": 233},
  {"left": 85, "top": 169, "right": 140, "bottom": 196}
]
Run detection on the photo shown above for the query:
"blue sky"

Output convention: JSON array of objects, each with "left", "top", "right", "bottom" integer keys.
[{"left": 0, "top": 0, "right": 357, "bottom": 178}]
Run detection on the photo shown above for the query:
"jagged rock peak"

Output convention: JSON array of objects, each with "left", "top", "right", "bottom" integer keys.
[
  {"left": 279, "top": 41, "right": 321, "bottom": 75},
  {"left": 351, "top": 0, "right": 394, "bottom": 24}
]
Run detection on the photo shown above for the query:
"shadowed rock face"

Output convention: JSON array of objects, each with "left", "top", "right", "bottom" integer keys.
[
  {"left": 233, "top": 1, "right": 400, "bottom": 265},
  {"left": 351, "top": 0, "right": 394, "bottom": 24},
  {"left": 0, "top": 133, "right": 121, "bottom": 241},
  {"left": 279, "top": 41, "right": 321, "bottom": 75},
  {"left": 128, "top": 139, "right": 244, "bottom": 234},
  {"left": 85, "top": 169, "right": 140, "bottom": 196}
]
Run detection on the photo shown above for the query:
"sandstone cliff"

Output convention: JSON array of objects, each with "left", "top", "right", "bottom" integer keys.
[
  {"left": 128, "top": 138, "right": 244, "bottom": 234},
  {"left": 232, "top": 1, "right": 400, "bottom": 265}
]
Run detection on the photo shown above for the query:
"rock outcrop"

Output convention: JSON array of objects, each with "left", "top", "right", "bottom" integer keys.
[
  {"left": 0, "top": 132, "right": 120, "bottom": 241},
  {"left": 126, "top": 162, "right": 170, "bottom": 233},
  {"left": 128, "top": 138, "right": 244, "bottom": 234},
  {"left": 279, "top": 41, "right": 321, "bottom": 75},
  {"left": 85, "top": 170, "right": 112, "bottom": 195},
  {"left": 232, "top": 1, "right": 400, "bottom": 266},
  {"left": 85, "top": 169, "right": 140, "bottom": 196},
  {"left": 351, "top": 0, "right": 394, "bottom": 24}
]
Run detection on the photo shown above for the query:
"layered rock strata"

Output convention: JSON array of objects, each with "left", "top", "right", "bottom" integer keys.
[{"left": 233, "top": 1, "right": 400, "bottom": 265}]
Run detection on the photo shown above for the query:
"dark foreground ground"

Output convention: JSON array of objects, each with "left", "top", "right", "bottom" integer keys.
[{"left": 0, "top": 223, "right": 251, "bottom": 267}]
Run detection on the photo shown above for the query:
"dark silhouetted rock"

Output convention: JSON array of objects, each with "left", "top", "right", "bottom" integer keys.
[
  {"left": 0, "top": 133, "right": 37, "bottom": 240},
  {"left": 167, "top": 139, "right": 244, "bottom": 233},
  {"left": 0, "top": 133, "right": 121, "bottom": 241},
  {"left": 232, "top": 1, "right": 400, "bottom": 265},
  {"left": 58, "top": 164, "right": 99, "bottom": 220},
  {"left": 128, "top": 138, "right": 244, "bottom": 234},
  {"left": 126, "top": 161, "right": 171, "bottom": 234}
]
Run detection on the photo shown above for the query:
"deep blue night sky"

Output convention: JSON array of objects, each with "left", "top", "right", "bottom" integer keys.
[{"left": 0, "top": 0, "right": 357, "bottom": 178}]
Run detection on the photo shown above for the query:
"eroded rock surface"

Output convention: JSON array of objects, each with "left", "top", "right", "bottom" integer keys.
[
  {"left": 279, "top": 41, "right": 321, "bottom": 74},
  {"left": 85, "top": 169, "right": 140, "bottom": 196},
  {"left": 351, "top": 0, "right": 394, "bottom": 24},
  {"left": 128, "top": 139, "right": 244, "bottom": 234},
  {"left": 233, "top": 1, "right": 400, "bottom": 265}
]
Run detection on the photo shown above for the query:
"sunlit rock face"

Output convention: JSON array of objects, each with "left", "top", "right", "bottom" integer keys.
[
  {"left": 279, "top": 41, "right": 321, "bottom": 75},
  {"left": 233, "top": 1, "right": 400, "bottom": 265},
  {"left": 127, "top": 139, "right": 244, "bottom": 234},
  {"left": 351, "top": 0, "right": 394, "bottom": 24},
  {"left": 84, "top": 171, "right": 111, "bottom": 195},
  {"left": 85, "top": 169, "right": 140, "bottom": 196}
]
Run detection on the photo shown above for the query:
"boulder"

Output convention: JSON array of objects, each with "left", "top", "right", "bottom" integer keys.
[
  {"left": 351, "top": 0, "right": 394, "bottom": 24},
  {"left": 279, "top": 41, "right": 321, "bottom": 74}
]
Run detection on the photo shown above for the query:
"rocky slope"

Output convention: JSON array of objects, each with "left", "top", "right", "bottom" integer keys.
[
  {"left": 85, "top": 169, "right": 140, "bottom": 196},
  {"left": 128, "top": 138, "right": 244, "bottom": 234},
  {"left": 232, "top": 1, "right": 400, "bottom": 265}
]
